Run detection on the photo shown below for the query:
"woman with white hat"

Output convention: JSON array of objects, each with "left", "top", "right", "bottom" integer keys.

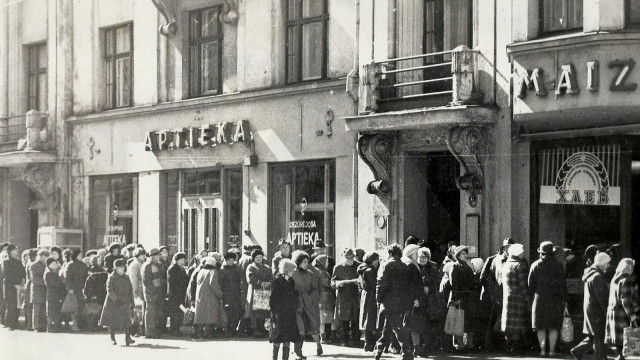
[{"left": 449, "top": 245, "right": 481, "bottom": 351}]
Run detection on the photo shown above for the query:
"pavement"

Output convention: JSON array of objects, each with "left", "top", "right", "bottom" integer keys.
[{"left": 0, "top": 326, "right": 579, "bottom": 360}]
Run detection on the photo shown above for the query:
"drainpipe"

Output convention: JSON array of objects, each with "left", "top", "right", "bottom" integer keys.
[{"left": 346, "top": 0, "right": 360, "bottom": 104}]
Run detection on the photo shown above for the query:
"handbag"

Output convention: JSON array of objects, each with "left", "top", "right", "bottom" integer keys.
[
  {"left": 561, "top": 307, "right": 574, "bottom": 343},
  {"left": 444, "top": 304, "right": 464, "bottom": 336},
  {"left": 61, "top": 293, "right": 78, "bottom": 314},
  {"left": 252, "top": 289, "right": 271, "bottom": 311},
  {"left": 623, "top": 323, "right": 640, "bottom": 358},
  {"left": 182, "top": 306, "right": 195, "bottom": 326},
  {"left": 404, "top": 308, "right": 427, "bottom": 333},
  {"left": 83, "top": 300, "right": 102, "bottom": 317}
]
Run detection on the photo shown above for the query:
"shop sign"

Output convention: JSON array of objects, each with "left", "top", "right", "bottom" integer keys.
[
  {"left": 287, "top": 220, "right": 321, "bottom": 246},
  {"left": 103, "top": 234, "right": 126, "bottom": 247},
  {"left": 144, "top": 120, "right": 252, "bottom": 151},
  {"left": 539, "top": 145, "right": 621, "bottom": 206},
  {"left": 516, "top": 59, "right": 637, "bottom": 98}
]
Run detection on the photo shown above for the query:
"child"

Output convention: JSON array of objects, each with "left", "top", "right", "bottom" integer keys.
[{"left": 44, "top": 258, "right": 66, "bottom": 332}]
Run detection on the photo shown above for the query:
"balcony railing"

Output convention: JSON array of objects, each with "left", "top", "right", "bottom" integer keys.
[
  {"left": 0, "top": 110, "right": 50, "bottom": 153},
  {"left": 360, "top": 45, "right": 483, "bottom": 114},
  {"left": 0, "top": 116, "right": 27, "bottom": 152}
]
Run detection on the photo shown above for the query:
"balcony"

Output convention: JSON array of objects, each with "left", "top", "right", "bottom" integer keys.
[
  {"left": 0, "top": 110, "right": 55, "bottom": 167},
  {"left": 0, "top": 116, "right": 27, "bottom": 153},
  {"left": 360, "top": 45, "right": 483, "bottom": 114}
]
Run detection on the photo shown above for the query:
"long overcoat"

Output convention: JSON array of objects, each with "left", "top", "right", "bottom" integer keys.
[
  {"left": 332, "top": 261, "right": 361, "bottom": 321},
  {"left": 166, "top": 263, "right": 189, "bottom": 311},
  {"left": 244, "top": 262, "right": 273, "bottom": 319},
  {"left": 582, "top": 265, "right": 609, "bottom": 337},
  {"left": 64, "top": 260, "right": 89, "bottom": 312},
  {"left": 528, "top": 257, "right": 567, "bottom": 330},
  {"left": 29, "top": 261, "right": 47, "bottom": 305},
  {"left": 450, "top": 260, "right": 481, "bottom": 332},
  {"left": 357, "top": 262, "right": 378, "bottom": 331},
  {"left": 420, "top": 260, "right": 444, "bottom": 322},
  {"left": 313, "top": 258, "right": 335, "bottom": 324},
  {"left": 605, "top": 274, "right": 639, "bottom": 345},
  {"left": 269, "top": 274, "right": 301, "bottom": 343},
  {"left": 501, "top": 257, "right": 530, "bottom": 334},
  {"left": 194, "top": 267, "right": 223, "bottom": 325},
  {"left": 292, "top": 267, "right": 320, "bottom": 335},
  {"left": 99, "top": 272, "right": 134, "bottom": 329},
  {"left": 84, "top": 269, "right": 108, "bottom": 305}
]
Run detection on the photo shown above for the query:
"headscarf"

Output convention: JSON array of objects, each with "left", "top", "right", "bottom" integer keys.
[
  {"left": 508, "top": 243, "right": 524, "bottom": 258},
  {"left": 594, "top": 252, "right": 611, "bottom": 270},
  {"left": 403, "top": 244, "right": 419, "bottom": 259},
  {"left": 612, "top": 258, "right": 635, "bottom": 284}
]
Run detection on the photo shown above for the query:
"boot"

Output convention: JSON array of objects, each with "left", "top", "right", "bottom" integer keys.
[
  {"left": 282, "top": 346, "right": 290, "bottom": 360},
  {"left": 125, "top": 330, "right": 135, "bottom": 346},
  {"left": 273, "top": 344, "right": 280, "bottom": 360},
  {"left": 294, "top": 341, "right": 306, "bottom": 360},
  {"left": 110, "top": 328, "right": 117, "bottom": 345}
]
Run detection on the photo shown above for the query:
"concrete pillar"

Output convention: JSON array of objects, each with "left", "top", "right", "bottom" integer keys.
[{"left": 138, "top": 171, "right": 160, "bottom": 249}]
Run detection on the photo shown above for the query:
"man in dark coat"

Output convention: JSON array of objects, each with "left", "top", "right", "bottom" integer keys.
[
  {"left": 44, "top": 258, "right": 66, "bottom": 332},
  {"left": 142, "top": 248, "right": 164, "bottom": 338},
  {"left": 219, "top": 251, "right": 243, "bottom": 336},
  {"left": 100, "top": 258, "right": 135, "bottom": 346},
  {"left": 104, "top": 243, "right": 124, "bottom": 273},
  {"left": 30, "top": 249, "right": 49, "bottom": 332},
  {"left": 158, "top": 246, "right": 170, "bottom": 334},
  {"left": 375, "top": 244, "right": 414, "bottom": 360},
  {"left": 571, "top": 252, "right": 611, "bottom": 360},
  {"left": 166, "top": 252, "right": 189, "bottom": 335},
  {"left": 2, "top": 244, "right": 25, "bottom": 330},
  {"left": 332, "top": 248, "right": 361, "bottom": 346}
]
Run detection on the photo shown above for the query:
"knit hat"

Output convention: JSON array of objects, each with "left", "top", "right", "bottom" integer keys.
[
  {"left": 251, "top": 249, "right": 264, "bottom": 262},
  {"left": 342, "top": 248, "right": 355, "bottom": 258},
  {"left": 403, "top": 244, "right": 419, "bottom": 259},
  {"left": 6, "top": 244, "right": 16, "bottom": 253},
  {"left": 224, "top": 251, "right": 237, "bottom": 260},
  {"left": 108, "top": 243, "right": 121, "bottom": 252},
  {"left": 387, "top": 244, "right": 403, "bottom": 258},
  {"left": 292, "top": 250, "right": 310, "bottom": 267},
  {"left": 363, "top": 252, "right": 380, "bottom": 265},
  {"left": 113, "top": 258, "right": 126, "bottom": 268},
  {"left": 594, "top": 252, "right": 611, "bottom": 268},
  {"left": 71, "top": 249, "right": 83, "bottom": 260},
  {"left": 159, "top": 246, "right": 169, "bottom": 253},
  {"left": 508, "top": 244, "right": 524, "bottom": 258},
  {"left": 537, "top": 241, "right": 555, "bottom": 255},
  {"left": 46, "top": 258, "right": 58, "bottom": 267},
  {"left": 203, "top": 256, "right": 217, "bottom": 267},
  {"left": 454, "top": 245, "right": 470, "bottom": 258},
  {"left": 173, "top": 252, "right": 187, "bottom": 263},
  {"left": 279, "top": 258, "right": 296, "bottom": 275}
]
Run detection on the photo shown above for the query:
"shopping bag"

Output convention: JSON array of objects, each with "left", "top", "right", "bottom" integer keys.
[
  {"left": 561, "top": 307, "right": 574, "bottom": 343},
  {"left": 182, "top": 306, "right": 195, "bottom": 326},
  {"left": 444, "top": 304, "right": 464, "bottom": 336},
  {"left": 623, "top": 325, "right": 640, "bottom": 358},
  {"left": 252, "top": 289, "right": 271, "bottom": 311},
  {"left": 61, "top": 293, "right": 78, "bottom": 314},
  {"left": 404, "top": 308, "right": 427, "bottom": 333},
  {"left": 83, "top": 300, "right": 102, "bottom": 317}
]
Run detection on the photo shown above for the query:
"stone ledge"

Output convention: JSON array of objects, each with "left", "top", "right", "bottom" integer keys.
[{"left": 0, "top": 150, "right": 57, "bottom": 167}]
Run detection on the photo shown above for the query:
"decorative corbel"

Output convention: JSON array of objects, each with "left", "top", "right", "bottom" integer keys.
[
  {"left": 446, "top": 126, "right": 488, "bottom": 206},
  {"left": 220, "top": 0, "right": 239, "bottom": 24},
  {"left": 22, "top": 164, "right": 56, "bottom": 210},
  {"left": 151, "top": 0, "right": 177, "bottom": 35},
  {"left": 358, "top": 134, "right": 394, "bottom": 195}
]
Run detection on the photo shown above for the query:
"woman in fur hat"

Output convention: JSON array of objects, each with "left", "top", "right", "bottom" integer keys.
[{"left": 245, "top": 249, "right": 273, "bottom": 337}]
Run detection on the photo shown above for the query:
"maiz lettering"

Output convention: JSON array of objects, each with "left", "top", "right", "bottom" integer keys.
[
  {"left": 144, "top": 120, "right": 251, "bottom": 151},
  {"left": 556, "top": 189, "right": 609, "bottom": 205},
  {"left": 516, "top": 58, "right": 638, "bottom": 98}
]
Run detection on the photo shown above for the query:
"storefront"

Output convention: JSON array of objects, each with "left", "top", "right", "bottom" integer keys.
[{"left": 69, "top": 81, "right": 356, "bottom": 260}]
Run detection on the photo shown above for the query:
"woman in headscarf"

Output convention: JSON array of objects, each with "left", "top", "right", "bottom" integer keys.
[
  {"left": 167, "top": 252, "right": 189, "bottom": 336},
  {"left": 291, "top": 250, "right": 322, "bottom": 358},
  {"left": 245, "top": 249, "right": 273, "bottom": 337},
  {"left": 449, "top": 245, "right": 481, "bottom": 351},
  {"left": 193, "top": 256, "right": 223, "bottom": 338},
  {"left": 357, "top": 251, "right": 380, "bottom": 352},
  {"left": 270, "top": 258, "right": 300, "bottom": 360},
  {"left": 605, "top": 258, "right": 640, "bottom": 360},
  {"left": 83, "top": 255, "right": 108, "bottom": 330},
  {"left": 418, "top": 247, "right": 444, "bottom": 355},
  {"left": 313, "top": 254, "right": 336, "bottom": 344},
  {"left": 501, "top": 243, "right": 530, "bottom": 354},
  {"left": 528, "top": 241, "right": 568, "bottom": 357}
]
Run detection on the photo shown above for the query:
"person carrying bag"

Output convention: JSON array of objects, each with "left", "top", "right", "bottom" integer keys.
[{"left": 445, "top": 302, "right": 464, "bottom": 337}]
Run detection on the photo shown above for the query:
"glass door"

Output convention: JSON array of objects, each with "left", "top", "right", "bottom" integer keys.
[{"left": 181, "top": 195, "right": 223, "bottom": 257}]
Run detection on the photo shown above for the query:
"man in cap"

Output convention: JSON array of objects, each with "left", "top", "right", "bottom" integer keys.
[
  {"left": 271, "top": 238, "right": 292, "bottom": 276},
  {"left": 310, "top": 239, "right": 335, "bottom": 275},
  {"left": 166, "top": 252, "right": 189, "bottom": 336},
  {"left": 141, "top": 248, "right": 165, "bottom": 338},
  {"left": 332, "top": 248, "right": 361, "bottom": 347},
  {"left": 30, "top": 249, "right": 49, "bottom": 332},
  {"left": 571, "top": 252, "right": 611, "bottom": 360},
  {"left": 3, "top": 244, "right": 25, "bottom": 330}
]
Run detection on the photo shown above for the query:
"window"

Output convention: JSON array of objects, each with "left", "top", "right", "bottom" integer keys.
[
  {"left": 189, "top": 7, "right": 223, "bottom": 97},
  {"left": 90, "top": 175, "right": 138, "bottom": 250},
  {"left": 27, "top": 43, "right": 47, "bottom": 112},
  {"left": 104, "top": 23, "right": 133, "bottom": 109},
  {"left": 627, "top": 0, "right": 640, "bottom": 28},
  {"left": 285, "top": 0, "right": 328, "bottom": 84},
  {"left": 540, "top": 0, "right": 583, "bottom": 33}
]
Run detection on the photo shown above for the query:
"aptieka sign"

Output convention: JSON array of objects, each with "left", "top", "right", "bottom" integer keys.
[{"left": 539, "top": 145, "right": 620, "bottom": 206}]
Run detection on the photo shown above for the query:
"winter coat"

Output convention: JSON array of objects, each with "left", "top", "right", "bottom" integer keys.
[
  {"left": 292, "top": 267, "right": 320, "bottom": 335},
  {"left": 420, "top": 260, "right": 444, "bottom": 322},
  {"left": 244, "top": 262, "right": 273, "bottom": 319},
  {"left": 99, "top": 272, "right": 134, "bottom": 329},
  {"left": 501, "top": 257, "right": 529, "bottom": 334},
  {"left": 377, "top": 256, "right": 413, "bottom": 314},
  {"left": 332, "top": 260, "right": 361, "bottom": 321},
  {"left": 29, "top": 261, "right": 47, "bottom": 305},
  {"left": 83, "top": 268, "right": 108, "bottom": 306},
  {"left": 271, "top": 251, "right": 291, "bottom": 276},
  {"left": 450, "top": 259, "right": 481, "bottom": 332},
  {"left": 269, "top": 274, "right": 301, "bottom": 343},
  {"left": 311, "top": 252, "right": 336, "bottom": 275},
  {"left": 582, "top": 265, "right": 609, "bottom": 337},
  {"left": 64, "top": 260, "right": 89, "bottom": 294},
  {"left": 141, "top": 260, "right": 164, "bottom": 304},
  {"left": 219, "top": 263, "right": 242, "bottom": 304},
  {"left": 314, "top": 260, "right": 335, "bottom": 324},
  {"left": 127, "top": 259, "right": 144, "bottom": 299},
  {"left": 166, "top": 263, "right": 189, "bottom": 310},
  {"left": 606, "top": 274, "right": 640, "bottom": 345},
  {"left": 528, "top": 257, "right": 567, "bottom": 330},
  {"left": 44, "top": 268, "right": 66, "bottom": 303},
  {"left": 358, "top": 262, "right": 378, "bottom": 331},
  {"left": 104, "top": 254, "right": 124, "bottom": 273},
  {"left": 186, "top": 266, "right": 203, "bottom": 304},
  {"left": 194, "top": 266, "right": 223, "bottom": 325}
]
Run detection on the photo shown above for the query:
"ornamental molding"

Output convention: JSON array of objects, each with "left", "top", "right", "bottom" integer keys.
[
  {"left": 446, "top": 126, "right": 488, "bottom": 193},
  {"left": 22, "top": 164, "right": 56, "bottom": 203},
  {"left": 357, "top": 134, "right": 394, "bottom": 194}
]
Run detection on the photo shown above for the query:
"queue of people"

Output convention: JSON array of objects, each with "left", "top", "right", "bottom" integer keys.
[{"left": 0, "top": 237, "right": 638, "bottom": 360}]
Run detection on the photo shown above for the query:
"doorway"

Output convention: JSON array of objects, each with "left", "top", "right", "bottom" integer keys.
[
  {"left": 181, "top": 195, "right": 223, "bottom": 256},
  {"left": 403, "top": 151, "right": 460, "bottom": 265}
]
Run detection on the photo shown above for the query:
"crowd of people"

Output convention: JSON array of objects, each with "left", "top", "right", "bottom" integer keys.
[{"left": 0, "top": 237, "right": 637, "bottom": 360}]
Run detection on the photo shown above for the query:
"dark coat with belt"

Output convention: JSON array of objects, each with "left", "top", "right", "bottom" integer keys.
[
  {"left": 269, "top": 274, "right": 301, "bottom": 343},
  {"left": 332, "top": 261, "right": 361, "bottom": 321},
  {"left": 450, "top": 260, "right": 481, "bottom": 332},
  {"left": 528, "top": 257, "right": 567, "bottom": 330},
  {"left": 377, "top": 256, "right": 413, "bottom": 314},
  {"left": 582, "top": 265, "right": 610, "bottom": 336},
  {"left": 3, "top": 257, "right": 25, "bottom": 306},
  {"left": 64, "top": 260, "right": 88, "bottom": 304},
  {"left": 30, "top": 261, "right": 47, "bottom": 305},
  {"left": 358, "top": 262, "right": 378, "bottom": 331},
  {"left": 99, "top": 272, "right": 134, "bottom": 329},
  {"left": 167, "top": 263, "right": 189, "bottom": 310},
  {"left": 83, "top": 269, "right": 108, "bottom": 306}
]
